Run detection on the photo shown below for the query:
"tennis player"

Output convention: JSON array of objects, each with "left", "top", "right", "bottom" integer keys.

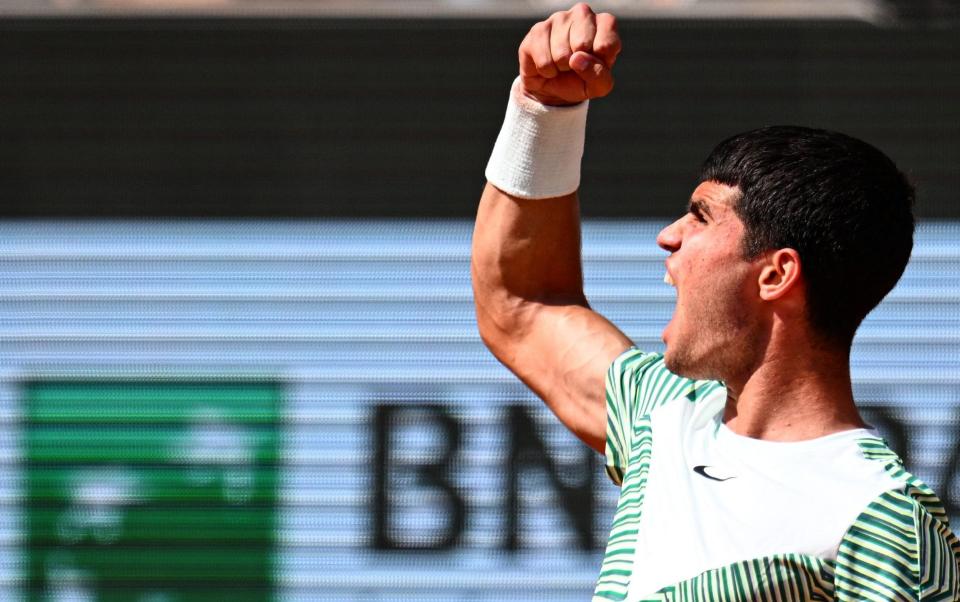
[{"left": 472, "top": 3, "right": 960, "bottom": 599}]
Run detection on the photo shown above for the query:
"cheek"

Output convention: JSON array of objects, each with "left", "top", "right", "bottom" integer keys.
[
  {"left": 676, "top": 227, "right": 751, "bottom": 299},
  {"left": 682, "top": 255, "right": 755, "bottom": 314}
]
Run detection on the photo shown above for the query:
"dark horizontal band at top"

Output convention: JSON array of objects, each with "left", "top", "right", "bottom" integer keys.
[{"left": 0, "top": 17, "right": 957, "bottom": 218}]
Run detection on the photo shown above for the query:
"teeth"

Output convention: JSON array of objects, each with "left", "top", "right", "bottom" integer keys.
[{"left": 664, "top": 272, "right": 675, "bottom": 287}]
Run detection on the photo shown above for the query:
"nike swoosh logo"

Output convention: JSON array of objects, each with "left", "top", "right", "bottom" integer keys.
[{"left": 693, "top": 465, "right": 736, "bottom": 482}]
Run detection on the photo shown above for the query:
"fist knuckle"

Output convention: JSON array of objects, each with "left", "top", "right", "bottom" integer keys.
[
  {"left": 595, "top": 39, "right": 617, "bottom": 55},
  {"left": 535, "top": 59, "right": 556, "bottom": 76},
  {"left": 571, "top": 2, "right": 593, "bottom": 16}
]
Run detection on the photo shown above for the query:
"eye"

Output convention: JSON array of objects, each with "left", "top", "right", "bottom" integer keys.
[{"left": 689, "top": 207, "right": 707, "bottom": 224}]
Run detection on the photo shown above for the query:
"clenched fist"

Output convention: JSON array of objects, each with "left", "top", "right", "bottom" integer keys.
[{"left": 518, "top": 3, "right": 621, "bottom": 106}]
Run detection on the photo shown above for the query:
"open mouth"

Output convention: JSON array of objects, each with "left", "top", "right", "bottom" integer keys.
[{"left": 664, "top": 272, "right": 676, "bottom": 287}]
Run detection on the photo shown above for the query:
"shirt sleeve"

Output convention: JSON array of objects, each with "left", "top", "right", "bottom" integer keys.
[
  {"left": 834, "top": 488, "right": 960, "bottom": 600},
  {"left": 603, "top": 347, "right": 703, "bottom": 486}
]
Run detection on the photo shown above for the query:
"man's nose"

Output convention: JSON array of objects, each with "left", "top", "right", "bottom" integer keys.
[{"left": 657, "top": 217, "right": 683, "bottom": 253}]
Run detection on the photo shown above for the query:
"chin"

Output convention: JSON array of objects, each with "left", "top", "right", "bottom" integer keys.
[
  {"left": 663, "top": 346, "right": 691, "bottom": 377},
  {"left": 663, "top": 345, "right": 716, "bottom": 381}
]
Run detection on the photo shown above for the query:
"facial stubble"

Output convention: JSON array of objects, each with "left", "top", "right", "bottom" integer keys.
[{"left": 663, "top": 278, "right": 761, "bottom": 383}]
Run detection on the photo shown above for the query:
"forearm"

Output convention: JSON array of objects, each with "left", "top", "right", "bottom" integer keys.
[{"left": 472, "top": 70, "right": 593, "bottom": 318}]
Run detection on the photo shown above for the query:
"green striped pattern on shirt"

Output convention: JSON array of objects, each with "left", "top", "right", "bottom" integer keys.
[
  {"left": 643, "top": 554, "right": 835, "bottom": 601},
  {"left": 832, "top": 438, "right": 960, "bottom": 600},
  {"left": 595, "top": 414, "right": 654, "bottom": 600},
  {"left": 857, "top": 437, "right": 949, "bottom": 523},
  {"left": 834, "top": 488, "right": 960, "bottom": 601}
]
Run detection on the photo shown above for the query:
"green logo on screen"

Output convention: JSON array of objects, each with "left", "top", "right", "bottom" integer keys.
[{"left": 25, "top": 380, "right": 281, "bottom": 600}]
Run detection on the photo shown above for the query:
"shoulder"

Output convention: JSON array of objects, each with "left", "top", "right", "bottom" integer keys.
[
  {"left": 603, "top": 348, "right": 723, "bottom": 486},
  {"left": 836, "top": 441, "right": 960, "bottom": 600},
  {"left": 605, "top": 347, "right": 723, "bottom": 417},
  {"left": 855, "top": 436, "right": 951, "bottom": 525}
]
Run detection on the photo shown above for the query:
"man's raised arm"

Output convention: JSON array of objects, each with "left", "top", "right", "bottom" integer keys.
[{"left": 471, "top": 4, "right": 631, "bottom": 453}]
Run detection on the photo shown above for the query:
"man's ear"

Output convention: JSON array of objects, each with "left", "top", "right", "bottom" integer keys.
[{"left": 758, "top": 248, "right": 802, "bottom": 301}]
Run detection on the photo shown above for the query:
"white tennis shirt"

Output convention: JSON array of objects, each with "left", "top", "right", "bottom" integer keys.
[
  {"left": 595, "top": 347, "right": 960, "bottom": 601},
  {"left": 625, "top": 385, "right": 898, "bottom": 599}
]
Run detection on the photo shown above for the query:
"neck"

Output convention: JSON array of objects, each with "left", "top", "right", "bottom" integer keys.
[{"left": 721, "top": 336, "right": 867, "bottom": 441}]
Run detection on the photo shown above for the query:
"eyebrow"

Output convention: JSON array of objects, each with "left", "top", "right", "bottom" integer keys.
[{"left": 688, "top": 198, "right": 713, "bottom": 219}]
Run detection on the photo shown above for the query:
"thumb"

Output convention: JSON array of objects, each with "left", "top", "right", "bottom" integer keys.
[{"left": 569, "top": 51, "right": 614, "bottom": 99}]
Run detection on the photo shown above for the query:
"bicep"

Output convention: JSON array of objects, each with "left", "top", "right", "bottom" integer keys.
[{"left": 480, "top": 299, "right": 632, "bottom": 453}]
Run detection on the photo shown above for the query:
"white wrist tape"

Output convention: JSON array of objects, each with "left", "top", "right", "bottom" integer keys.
[{"left": 485, "top": 77, "right": 589, "bottom": 199}]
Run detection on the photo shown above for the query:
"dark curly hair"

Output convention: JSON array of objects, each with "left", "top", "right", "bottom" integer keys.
[{"left": 699, "top": 125, "right": 915, "bottom": 346}]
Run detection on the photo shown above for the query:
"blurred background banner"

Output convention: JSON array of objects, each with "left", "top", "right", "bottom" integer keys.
[
  {"left": 0, "top": 3, "right": 958, "bottom": 219},
  {"left": 0, "top": 1, "right": 958, "bottom": 600}
]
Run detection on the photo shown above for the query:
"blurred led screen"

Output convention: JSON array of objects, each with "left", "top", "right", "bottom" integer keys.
[{"left": 1, "top": 219, "right": 959, "bottom": 600}]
